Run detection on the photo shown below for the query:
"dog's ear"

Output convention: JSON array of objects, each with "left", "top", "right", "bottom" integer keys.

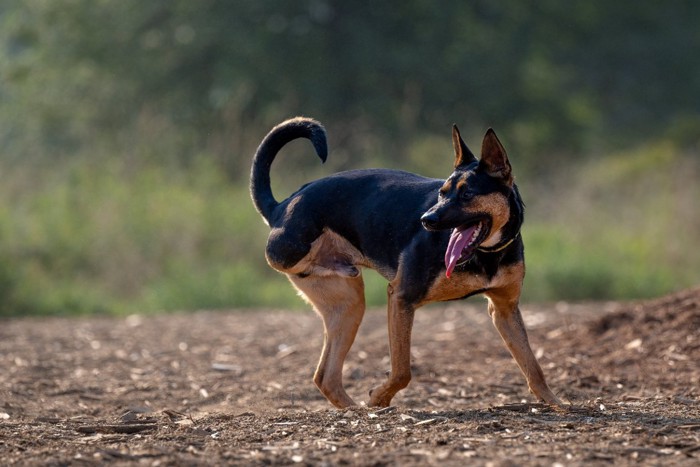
[
  {"left": 479, "top": 128, "right": 513, "bottom": 185},
  {"left": 452, "top": 124, "right": 477, "bottom": 168}
]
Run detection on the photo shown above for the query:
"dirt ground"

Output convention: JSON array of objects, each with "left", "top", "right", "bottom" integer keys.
[{"left": 1, "top": 287, "right": 698, "bottom": 466}]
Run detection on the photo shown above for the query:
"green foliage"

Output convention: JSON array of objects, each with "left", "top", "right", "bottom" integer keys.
[
  {"left": 0, "top": 138, "right": 697, "bottom": 316},
  {"left": 0, "top": 156, "right": 288, "bottom": 316}
]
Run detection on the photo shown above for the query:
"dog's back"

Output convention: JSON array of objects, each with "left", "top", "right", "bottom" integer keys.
[{"left": 267, "top": 168, "right": 443, "bottom": 278}]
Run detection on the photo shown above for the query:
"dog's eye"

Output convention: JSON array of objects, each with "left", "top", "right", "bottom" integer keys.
[{"left": 460, "top": 189, "right": 472, "bottom": 200}]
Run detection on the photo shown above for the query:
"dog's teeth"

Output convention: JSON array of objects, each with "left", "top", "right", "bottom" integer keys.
[{"left": 466, "top": 224, "right": 482, "bottom": 246}]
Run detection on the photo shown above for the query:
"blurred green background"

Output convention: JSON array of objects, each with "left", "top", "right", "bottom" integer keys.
[{"left": 0, "top": 1, "right": 698, "bottom": 316}]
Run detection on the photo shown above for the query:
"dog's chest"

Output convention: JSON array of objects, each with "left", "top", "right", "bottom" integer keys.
[
  {"left": 421, "top": 262, "right": 524, "bottom": 305},
  {"left": 421, "top": 270, "right": 489, "bottom": 304}
]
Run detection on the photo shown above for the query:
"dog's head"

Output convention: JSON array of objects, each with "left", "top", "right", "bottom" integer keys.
[{"left": 420, "top": 125, "right": 521, "bottom": 277}]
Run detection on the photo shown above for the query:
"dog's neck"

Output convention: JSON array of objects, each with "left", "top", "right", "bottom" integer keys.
[{"left": 476, "top": 231, "right": 520, "bottom": 254}]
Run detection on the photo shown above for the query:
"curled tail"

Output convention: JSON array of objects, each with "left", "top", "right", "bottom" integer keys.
[{"left": 250, "top": 117, "right": 328, "bottom": 224}]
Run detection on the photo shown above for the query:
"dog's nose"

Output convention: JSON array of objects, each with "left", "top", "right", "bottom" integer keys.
[{"left": 420, "top": 212, "right": 439, "bottom": 230}]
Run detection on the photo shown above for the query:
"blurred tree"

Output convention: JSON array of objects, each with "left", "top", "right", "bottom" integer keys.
[{"left": 1, "top": 0, "right": 698, "bottom": 171}]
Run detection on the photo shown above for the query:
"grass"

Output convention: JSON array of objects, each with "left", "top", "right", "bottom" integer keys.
[
  {"left": 523, "top": 224, "right": 681, "bottom": 302},
  {"left": 0, "top": 139, "right": 697, "bottom": 316},
  {"left": 522, "top": 141, "right": 700, "bottom": 302}
]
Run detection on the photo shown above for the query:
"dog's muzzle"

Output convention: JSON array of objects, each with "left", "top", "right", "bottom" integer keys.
[{"left": 420, "top": 212, "right": 440, "bottom": 231}]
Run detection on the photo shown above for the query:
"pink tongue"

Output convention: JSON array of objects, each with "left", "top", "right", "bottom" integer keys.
[{"left": 444, "top": 225, "right": 478, "bottom": 278}]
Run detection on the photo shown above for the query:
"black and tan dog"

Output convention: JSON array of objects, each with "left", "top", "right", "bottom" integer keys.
[{"left": 250, "top": 117, "right": 560, "bottom": 408}]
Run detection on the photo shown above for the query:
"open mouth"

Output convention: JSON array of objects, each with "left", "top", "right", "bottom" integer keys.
[{"left": 444, "top": 219, "right": 490, "bottom": 278}]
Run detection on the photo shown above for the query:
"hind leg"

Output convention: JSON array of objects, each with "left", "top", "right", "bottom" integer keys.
[
  {"left": 265, "top": 224, "right": 317, "bottom": 272},
  {"left": 289, "top": 273, "right": 366, "bottom": 408}
]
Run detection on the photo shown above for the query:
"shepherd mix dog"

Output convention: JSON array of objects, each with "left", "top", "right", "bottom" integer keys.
[{"left": 250, "top": 117, "right": 561, "bottom": 408}]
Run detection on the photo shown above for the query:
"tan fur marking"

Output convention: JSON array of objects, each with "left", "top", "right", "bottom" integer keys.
[
  {"left": 422, "top": 270, "right": 487, "bottom": 305},
  {"left": 423, "top": 261, "right": 523, "bottom": 306},
  {"left": 282, "top": 195, "right": 303, "bottom": 221},
  {"left": 467, "top": 192, "right": 510, "bottom": 246},
  {"left": 491, "top": 261, "right": 525, "bottom": 294},
  {"left": 439, "top": 180, "right": 452, "bottom": 195}
]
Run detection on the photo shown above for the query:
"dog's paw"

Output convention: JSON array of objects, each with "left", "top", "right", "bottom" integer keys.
[{"left": 368, "top": 387, "right": 393, "bottom": 408}]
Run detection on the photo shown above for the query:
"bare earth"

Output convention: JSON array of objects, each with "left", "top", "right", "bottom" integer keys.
[{"left": 1, "top": 287, "right": 699, "bottom": 466}]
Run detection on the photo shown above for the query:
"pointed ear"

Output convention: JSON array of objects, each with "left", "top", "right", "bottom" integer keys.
[
  {"left": 479, "top": 128, "right": 513, "bottom": 185},
  {"left": 452, "top": 124, "right": 477, "bottom": 168}
]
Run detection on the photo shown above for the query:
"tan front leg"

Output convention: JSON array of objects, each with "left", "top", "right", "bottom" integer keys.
[
  {"left": 368, "top": 283, "right": 415, "bottom": 407},
  {"left": 486, "top": 287, "right": 561, "bottom": 406}
]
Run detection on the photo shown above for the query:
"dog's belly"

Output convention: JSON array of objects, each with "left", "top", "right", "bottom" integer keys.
[{"left": 421, "top": 262, "right": 524, "bottom": 305}]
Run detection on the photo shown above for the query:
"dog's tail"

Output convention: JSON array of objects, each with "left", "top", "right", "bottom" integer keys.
[{"left": 250, "top": 117, "right": 328, "bottom": 224}]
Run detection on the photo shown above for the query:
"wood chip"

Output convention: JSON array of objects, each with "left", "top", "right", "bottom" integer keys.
[
  {"left": 374, "top": 406, "right": 397, "bottom": 415},
  {"left": 211, "top": 363, "right": 243, "bottom": 373},
  {"left": 415, "top": 418, "right": 438, "bottom": 426}
]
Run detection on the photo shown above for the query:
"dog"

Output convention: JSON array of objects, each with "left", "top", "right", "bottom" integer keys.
[{"left": 250, "top": 117, "right": 561, "bottom": 408}]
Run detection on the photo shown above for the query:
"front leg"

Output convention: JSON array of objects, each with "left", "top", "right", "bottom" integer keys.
[
  {"left": 368, "top": 283, "right": 416, "bottom": 407},
  {"left": 485, "top": 285, "right": 561, "bottom": 406}
]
